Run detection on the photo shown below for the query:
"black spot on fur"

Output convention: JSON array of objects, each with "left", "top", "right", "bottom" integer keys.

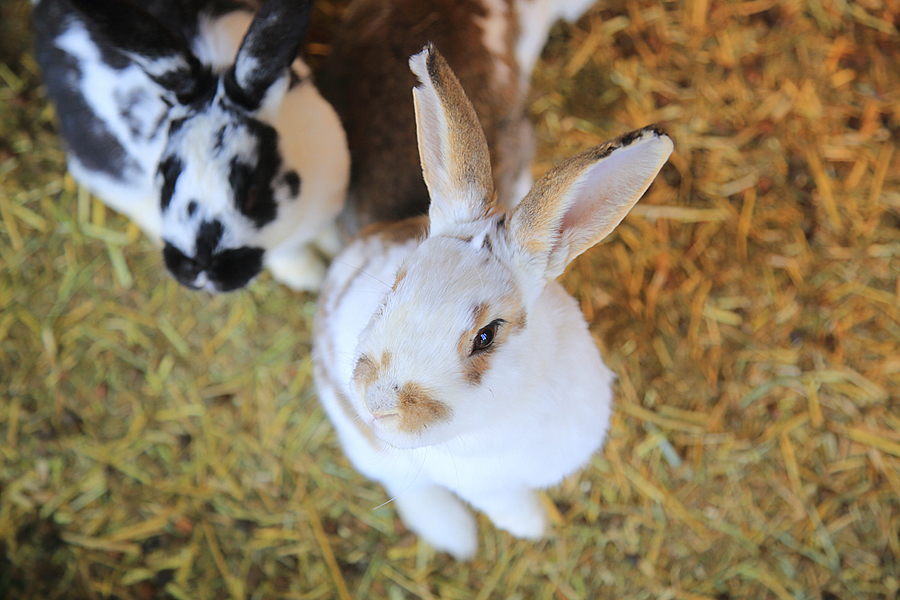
[
  {"left": 282, "top": 170, "right": 300, "bottom": 197},
  {"left": 31, "top": 16, "right": 140, "bottom": 180},
  {"left": 195, "top": 219, "right": 224, "bottom": 259},
  {"left": 66, "top": 0, "right": 214, "bottom": 104},
  {"left": 222, "top": 0, "right": 312, "bottom": 110},
  {"left": 158, "top": 156, "right": 183, "bottom": 211},
  {"left": 187, "top": 200, "right": 197, "bottom": 217},
  {"left": 207, "top": 246, "right": 265, "bottom": 291},
  {"left": 164, "top": 242, "right": 265, "bottom": 291},
  {"left": 163, "top": 242, "right": 199, "bottom": 286},
  {"left": 213, "top": 126, "right": 227, "bottom": 152},
  {"left": 227, "top": 121, "right": 280, "bottom": 228},
  {"left": 168, "top": 117, "right": 187, "bottom": 135}
]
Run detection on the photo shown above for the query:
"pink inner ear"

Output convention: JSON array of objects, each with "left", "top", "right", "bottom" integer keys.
[{"left": 559, "top": 137, "right": 672, "bottom": 247}]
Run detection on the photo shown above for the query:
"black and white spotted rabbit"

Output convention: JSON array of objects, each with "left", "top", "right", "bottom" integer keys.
[{"left": 32, "top": 0, "right": 349, "bottom": 291}]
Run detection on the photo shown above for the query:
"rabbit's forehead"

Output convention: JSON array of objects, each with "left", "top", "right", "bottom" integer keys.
[
  {"left": 373, "top": 238, "right": 523, "bottom": 345},
  {"left": 168, "top": 104, "right": 267, "bottom": 165},
  {"left": 404, "top": 238, "right": 517, "bottom": 301}
]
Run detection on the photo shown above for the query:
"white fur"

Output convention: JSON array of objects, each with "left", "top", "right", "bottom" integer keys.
[
  {"left": 476, "top": 0, "right": 513, "bottom": 89},
  {"left": 191, "top": 11, "right": 254, "bottom": 72},
  {"left": 313, "top": 46, "right": 672, "bottom": 559},
  {"left": 515, "top": 0, "right": 598, "bottom": 81}
]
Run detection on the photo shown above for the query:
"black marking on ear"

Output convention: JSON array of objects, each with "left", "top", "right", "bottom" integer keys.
[
  {"left": 158, "top": 156, "right": 183, "bottom": 211},
  {"left": 225, "top": 0, "right": 312, "bottom": 110},
  {"left": 282, "top": 171, "right": 301, "bottom": 197}
]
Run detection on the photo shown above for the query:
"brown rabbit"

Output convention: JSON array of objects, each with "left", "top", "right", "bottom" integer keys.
[{"left": 319, "top": 0, "right": 599, "bottom": 236}]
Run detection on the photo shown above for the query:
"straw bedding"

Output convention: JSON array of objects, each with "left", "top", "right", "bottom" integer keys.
[{"left": 1, "top": 0, "right": 898, "bottom": 598}]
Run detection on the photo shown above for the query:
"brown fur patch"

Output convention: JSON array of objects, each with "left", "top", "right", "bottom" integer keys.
[
  {"left": 464, "top": 353, "right": 492, "bottom": 386},
  {"left": 396, "top": 382, "right": 450, "bottom": 433},
  {"left": 320, "top": 0, "right": 528, "bottom": 234},
  {"left": 458, "top": 289, "right": 526, "bottom": 385},
  {"left": 392, "top": 268, "right": 407, "bottom": 290},
  {"left": 358, "top": 215, "right": 429, "bottom": 245},
  {"left": 352, "top": 354, "right": 378, "bottom": 389},
  {"left": 457, "top": 302, "right": 491, "bottom": 358},
  {"left": 312, "top": 333, "right": 379, "bottom": 449}
]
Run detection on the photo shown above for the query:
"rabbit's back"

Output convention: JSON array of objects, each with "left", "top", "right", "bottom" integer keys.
[{"left": 319, "top": 0, "right": 534, "bottom": 236}]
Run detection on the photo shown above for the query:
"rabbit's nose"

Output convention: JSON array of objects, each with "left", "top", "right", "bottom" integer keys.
[{"left": 363, "top": 381, "right": 399, "bottom": 417}]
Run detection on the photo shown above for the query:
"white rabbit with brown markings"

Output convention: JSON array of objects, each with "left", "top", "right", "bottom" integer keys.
[
  {"left": 313, "top": 45, "right": 673, "bottom": 559},
  {"left": 32, "top": 0, "right": 349, "bottom": 291}
]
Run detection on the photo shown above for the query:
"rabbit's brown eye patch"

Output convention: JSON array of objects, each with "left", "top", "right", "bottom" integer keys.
[{"left": 471, "top": 320, "right": 501, "bottom": 354}]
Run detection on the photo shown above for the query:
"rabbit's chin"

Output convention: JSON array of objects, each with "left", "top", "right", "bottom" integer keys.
[{"left": 366, "top": 413, "right": 454, "bottom": 450}]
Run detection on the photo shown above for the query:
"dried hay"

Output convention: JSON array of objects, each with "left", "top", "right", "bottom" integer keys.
[{"left": 1, "top": 0, "right": 899, "bottom": 598}]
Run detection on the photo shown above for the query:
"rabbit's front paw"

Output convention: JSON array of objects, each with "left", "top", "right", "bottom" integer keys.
[
  {"left": 392, "top": 485, "right": 478, "bottom": 560},
  {"left": 472, "top": 488, "right": 547, "bottom": 540},
  {"left": 265, "top": 247, "right": 327, "bottom": 291}
]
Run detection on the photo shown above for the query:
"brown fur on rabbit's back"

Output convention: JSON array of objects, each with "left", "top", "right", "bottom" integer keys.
[{"left": 319, "top": 0, "right": 534, "bottom": 237}]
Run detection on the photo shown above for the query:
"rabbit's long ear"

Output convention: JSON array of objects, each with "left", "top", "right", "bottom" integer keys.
[
  {"left": 409, "top": 44, "right": 494, "bottom": 236},
  {"left": 508, "top": 126, "right": 673, "bottom": 281},
  {"left": 68, "top": 0, "right": 210, "bottom": 103},
  {"left": 225, "top": 0, "right": 313, "bottom": 110}
]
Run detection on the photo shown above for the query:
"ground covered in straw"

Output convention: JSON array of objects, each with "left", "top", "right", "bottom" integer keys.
[{"left": 2, "top": 0, "right": 899, "bottom": 598}]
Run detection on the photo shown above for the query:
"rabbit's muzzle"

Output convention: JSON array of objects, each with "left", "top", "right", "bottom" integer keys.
[{"left": 162, "top": 219, "right": 264, "bottom": 292}]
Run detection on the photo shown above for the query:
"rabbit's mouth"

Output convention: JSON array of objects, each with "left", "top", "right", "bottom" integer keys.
[{"left": 366, "top": 412, "right": 399, "bottom": 434}]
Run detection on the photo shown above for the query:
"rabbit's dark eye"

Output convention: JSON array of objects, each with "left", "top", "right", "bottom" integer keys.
[{"left": 472, "top": 320, "right": 501, "bottom": 354}]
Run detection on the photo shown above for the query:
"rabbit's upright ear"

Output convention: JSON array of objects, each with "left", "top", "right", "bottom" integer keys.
[
  {"left": 409, "top": 44, "right": 495, "bottom": 236},
  {"left": 68, "top": 0, "right": 210, "bottom": 103},
  {"left": 508, "top": 126, "right": 673, "bottom": 282},
  {"left": 225, "top": 0, "right": 313, "bottom": 111}
]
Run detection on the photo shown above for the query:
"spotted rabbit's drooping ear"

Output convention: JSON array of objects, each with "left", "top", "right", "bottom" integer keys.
[
  {"left": 409, "top": 44, "right": 495, "bottom": 236},
  {"left": 67, "top": 0, "right": 211, "bottom": 103},
  {"left": 508, "top": 126, "right": 674, "bottom": 282},
  {"left": 225, "top": 0, "right": 313, "bottom": 111}
]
